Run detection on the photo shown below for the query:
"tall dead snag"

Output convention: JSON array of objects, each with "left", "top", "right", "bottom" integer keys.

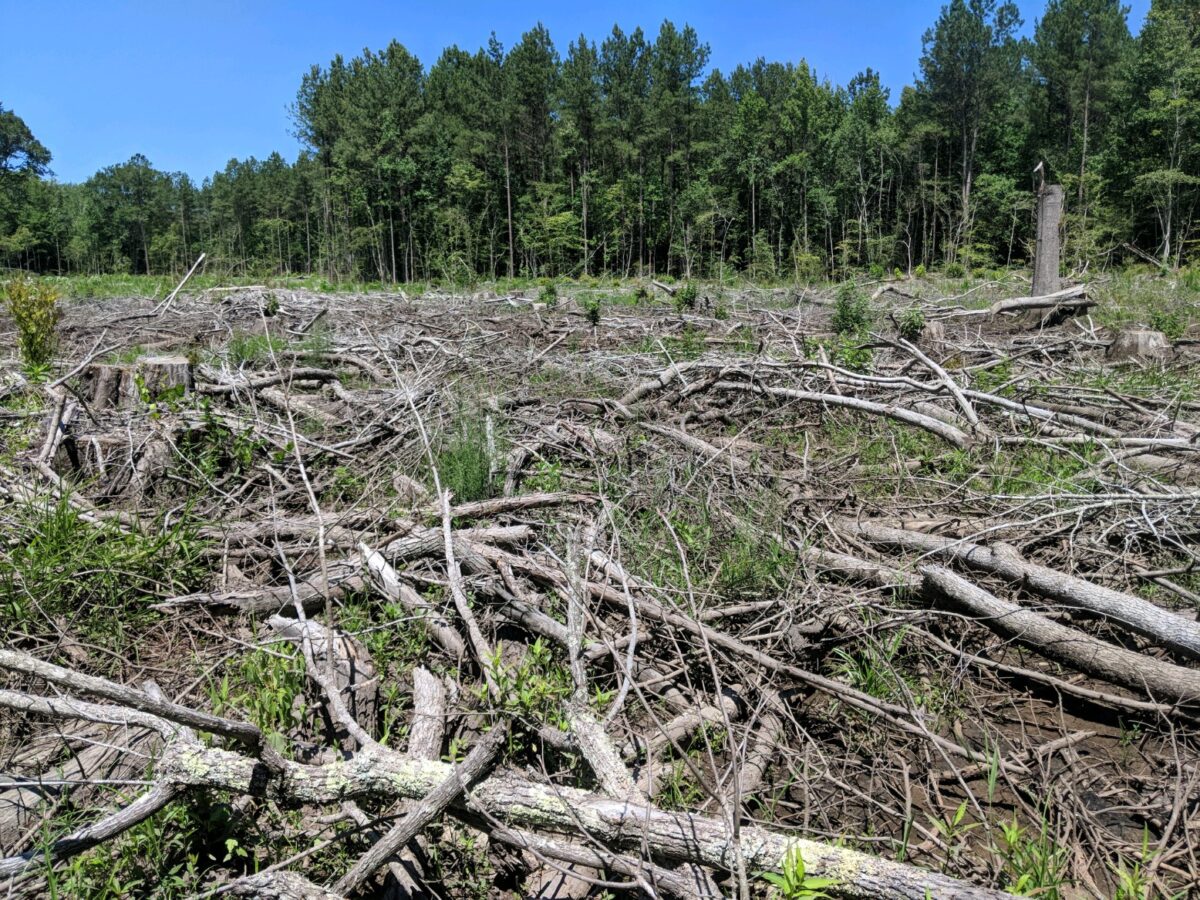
[{"left": 1032, "top": 180, "right": 1064, "bottom": 299}]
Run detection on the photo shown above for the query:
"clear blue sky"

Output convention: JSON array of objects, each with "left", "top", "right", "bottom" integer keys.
[{"left": 2, "top": 0, "right": 1151, "bottom": 184}]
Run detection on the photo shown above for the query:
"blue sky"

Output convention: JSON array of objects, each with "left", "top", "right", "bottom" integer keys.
[{"left": 2, "top": 0, "right": 1151, "bottom": 184}]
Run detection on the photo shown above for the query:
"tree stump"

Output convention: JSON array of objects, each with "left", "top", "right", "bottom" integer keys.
[
  {"left": 919, "top": 320, "right": 946, "bottom": 349},
  {"left": 1106, "top": 329, "right": 1171, "bottom": 363},
  {"left": 81, "top": 356, "right": 193, "bottom": 410},
  {"left": 1032, "top": 184, "right": 1064, "bottom": 298}
]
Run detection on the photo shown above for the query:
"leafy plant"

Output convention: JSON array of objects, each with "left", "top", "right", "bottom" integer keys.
[
  {"left": 831, "top": 627, "right": 909, "bottom": 702},
  {"left": 674, "top": 282, "right": 699, "bottom": 311},
  {"left": 760, "top": 845, "right": 838, "bottom": 899},
  {"left": 538, "top": 281, "right": 558, "bottom": 306},
  {"left": 0, "top": 495, "right": 206, "bottom": 650},
  {"left": 831, "top": 282, "right": 872, "bottom": 335},
  {"left": 583, "top": 295, "right": 601, "bottom": 326},
  {"left": 915, "top": 264, "right": 928, "bottom": 278},
  {"left": 3, "top": 275, "right": 61, "bottom": 378},
  {"left": 898, "top": 307, "right": 926, "bottom": 341},
  {"left": 945, "top": 261, "right": 966, "bottom": 278},
  {"left": 995, "top": 814, "right": 1068, "bottom": 896},
  {"left": 226, "top": 331, "right": 285, "bottom": 367}
]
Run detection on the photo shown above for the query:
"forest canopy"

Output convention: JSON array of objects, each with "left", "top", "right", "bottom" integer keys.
[{"left": 2, "top": 0, "right": 1198, "bottom": 281}]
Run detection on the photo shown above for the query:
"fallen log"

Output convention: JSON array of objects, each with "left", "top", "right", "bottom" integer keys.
[
  {"left": 159, "top": 741, "right": 1015, "bottom": 899},
  {"left": 710, "top": 380, "right": 973, "bottom": 448},
  {"left": 837, "top": 517, "right": 1200, "bottom": 660},
  {"left": 922, "top": 566, "right": 1200, "bottom": 706}
]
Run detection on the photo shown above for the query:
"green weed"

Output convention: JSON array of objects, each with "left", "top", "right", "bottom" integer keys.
[
  {"left": 435, "top": 416, "right": 498, "bottom": 503},
  {"left": 759, "top": 845, "right": 839, "bottom": 899},
  {"left": 225, "top": 332, "right": 286, "bottom": 367},
  {"left": 0, "top": 496, "right": 206, "bottom": 652},
  {"left": 995, "top": 815, "right": 1068, "bottom": 897}
]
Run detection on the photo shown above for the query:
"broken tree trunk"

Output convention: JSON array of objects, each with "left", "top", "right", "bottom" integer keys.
[
  {"left": 267, "top": 615, "right": 380, "bottom": 742},
  {"left": 1032, "top": 183, "right": 1064, "bottom": 298},
  {"left": 158, "top": 742, "right": 1016, "bottom": 899}
]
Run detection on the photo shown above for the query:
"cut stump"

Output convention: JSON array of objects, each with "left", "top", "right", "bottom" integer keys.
[{"left": 1106, "top": 329, "right": 1171, "bottom": 364}]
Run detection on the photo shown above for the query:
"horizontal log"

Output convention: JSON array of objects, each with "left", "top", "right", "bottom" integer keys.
[
  {"left": 838, "top": 517, "right": 1200, "bottom": 660},
  {"left": 922, "top": 566, "right": 1200, "bottom": 706},
  {"left": 158, "top": 743, "right": 1015, "bottom": 899}
]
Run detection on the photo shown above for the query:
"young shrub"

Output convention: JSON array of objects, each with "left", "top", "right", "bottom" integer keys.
[
  {"left": 945, "top": 261, "right": 965, "bottom": 278},
  {"left": 914, "top": 263, "right": 927, "bottom": 278},
  {"left": 893, "top": 267, "right": 903, "bottom": 279},
  {"left": 583, "top": 295, "right": 601, "bottom": 326},
  {"left": 674, "top": 282, "right": 699, "bottom": 312},
  {"left": 831, "top": 282, "right": 872, "bottom": 335},
  {"left": 2, "top": 275, "right": 61, "bottom": 378},
  {"left": 898, "top": 307, "right": 926, "bottom": 341},
  {"left": 868, "top": 263, "right": 885, "bottom": 279},
  {"left": 538, "top": 281, "right": 558, "bottom": 307}
]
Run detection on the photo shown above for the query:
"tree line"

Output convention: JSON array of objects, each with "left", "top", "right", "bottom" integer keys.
[{"left": 2, "top": 0, "right": 1198, "bottom": 282}]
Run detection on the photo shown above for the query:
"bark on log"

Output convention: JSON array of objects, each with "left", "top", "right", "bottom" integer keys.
[
  {"left": 922, "top": 566, "right": 1200, "bottom": 705},
  {"left": 225, "top": 870, "right": 346, "bottom": 899},
  {"left": 710, "top": 380, "right": 973, "bottom": 448},
  {"left": 837, "top": 517, "right": 1200, "bottom": 660},
  {"left": 332, "top": 725, "right": 507, "bottom": 894},
  {"left": 158, "top": 743, "right": 1017, "bottom": 899}
]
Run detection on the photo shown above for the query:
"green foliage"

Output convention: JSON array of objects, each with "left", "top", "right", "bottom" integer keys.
[
  {"left": 829, "top": 335, "right": 874, "bottom": 371},
  {"left": 759, "top": 845, "right": 838, "bottom": 899},
  {"left": 488, "top": 638, "right": 574, "bottom": 736},
  {"left": 995, "top": 815, "right": 1068, "bottom": 897},
  {"left": 674, "top": 282, "right": 699, "bottom": 311},
  {"left": 538, "top": 281, "right": 558, "bottom": 306},
  {"left": 914, "top": 264, "right": 927, "bottom": 278},
  {"left": 435, "top": 416, "right": 497, "bottom": 503},
  {"left": 2, "top": 275, "right": 60, "bottom": 377},
  {"left": 1110, "top": 830, "right": 1156, "bottom": 900},
  {"left": 1149, "top": 307, "right": 1187, "bottom": 340},
  {"left": 225, "top": 331, "right": 286, "bottom": 367},
  {"left": 582, "top": 295, "right": 601, "bottom": 326},
  {"left": 4, "top": 3, "right": 1199, "bottom": 280},
  {"left": 927, "top": 800, "right": 980, "bottom": 864},
  {"left": 897, "top": 307, "right": 926, "bottom": 340},
  {"left": 209, "top": 642, "right": 308, "bottom": 754},
  {"left": 179, "top": 404, "right": 264, "bottom": 480},
  {"left": 944, "top": 261, "right": 965, "bottom": 278},
  {"left": 717, "top": 530, "right": 793, "bottom": 599},
  {"left": 48, "top": 798, "right": 236, "bottom": 898},
  {"left": 642, "top": 325, "right": 707, "bottom": 361},
  {"left": 831, "top": 282, "right": 872, "bottom": 335},
  {"left": 0, "top": 495, "right": 206, "bottom": 651},
  {"left": 831, "top": 628, "right": 910, "bottom": 702}
]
